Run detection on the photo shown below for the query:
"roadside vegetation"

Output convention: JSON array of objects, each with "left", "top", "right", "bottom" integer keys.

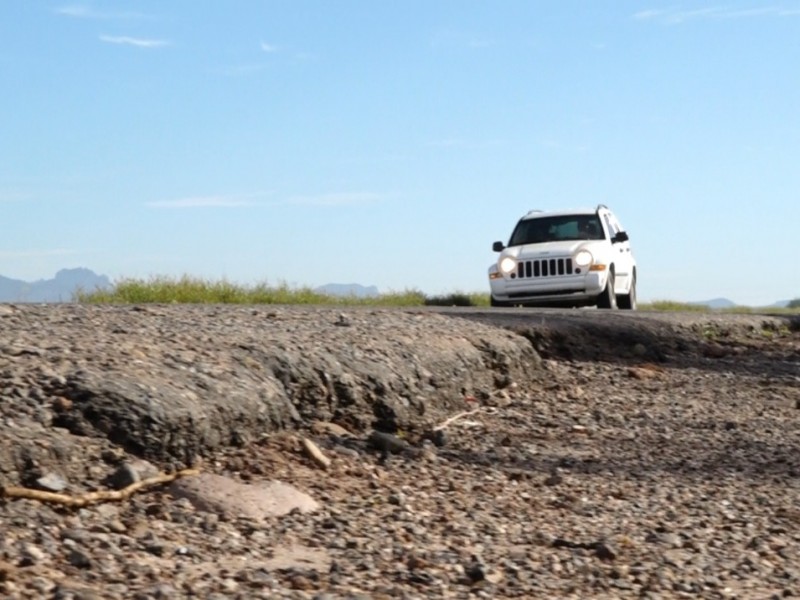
[
  {"left": 638, "top": 300, "right": 800, "bottom": 314},
  {"left": 75, "top": 276, "right": 491, "bottom": 307},
  {"left": 637, "top": 300, "right": 710, "bottom": 312},
  {"left": 76, "top": 276, "right": 799, "bottom": 313}
]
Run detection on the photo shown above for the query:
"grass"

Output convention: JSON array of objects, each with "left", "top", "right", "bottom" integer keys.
[
  {"left": 638, "top": 300, "right": 710, "bottom": 312},
  {"left": 75, "top": 276, "right": 491, "bottom": 307},
  {"left": 75, "top": 276, "right": 797, "bottom": 313},
  {"left": 639, "top": 299, "right": 800, "bottom": 315}
]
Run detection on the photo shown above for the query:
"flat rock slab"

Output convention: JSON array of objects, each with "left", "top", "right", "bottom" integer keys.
[{"left": 169, "top": 473, "right": 320, "bottom": 519}]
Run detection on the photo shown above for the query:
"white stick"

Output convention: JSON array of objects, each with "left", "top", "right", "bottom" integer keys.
[{"left": 433, "top": 407, "right": 483, "bottom": 431}]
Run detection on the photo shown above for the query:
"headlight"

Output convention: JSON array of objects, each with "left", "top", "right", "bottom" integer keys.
[
  {"left": 499, "top": 257, "right": 517, "bottom": 274},
  {"left": 574, "top": 250, "right": 593, "bottom": 267}
]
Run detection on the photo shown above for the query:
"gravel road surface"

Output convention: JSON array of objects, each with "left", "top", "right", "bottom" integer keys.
[{"left": 1, "top": 304, "right": 798, "bottom": 599}]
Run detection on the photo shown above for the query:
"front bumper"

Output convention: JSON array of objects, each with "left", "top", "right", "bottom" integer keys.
[{"left": 489, "top": 271, "right": 607, "bottom": 306}]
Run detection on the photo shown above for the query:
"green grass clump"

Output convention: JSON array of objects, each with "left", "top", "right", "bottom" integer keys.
[
  {"left": 75, "top": 276, "right": 491, "bottom": 307},
  {"left": 425, "top": 292, "right": 490, "bottom": 307},
  {"left": 639, "top": 300, "right": 710, "bottom": 312},
  {"left": 363, "top": 289, "right": 428, "bottom": 306},
  {"left": 739, "top": 306, "right": 800, "bottom": 315},
  {"left": 76, "top": 276, "right": 332, "bottom": 305},
  {"left": 640, "top": 299, "right": 800, "bottom": 315}
]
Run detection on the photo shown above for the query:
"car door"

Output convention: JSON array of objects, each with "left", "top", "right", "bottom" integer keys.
[{"left": 605, "top": 212, "right": 633, "bottom": 292}]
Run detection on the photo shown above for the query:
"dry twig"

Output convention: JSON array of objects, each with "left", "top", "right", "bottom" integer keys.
[
  {"left": 0, "top": 468, "right": 200, "bottom": 508},
  {"left": 433, "top": 407, "right": 483, "bottom": 431}
]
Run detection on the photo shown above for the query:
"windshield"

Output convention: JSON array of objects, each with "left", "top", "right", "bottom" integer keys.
[{"left": 508, "top": 214, "right": 605, "bottom": 246}]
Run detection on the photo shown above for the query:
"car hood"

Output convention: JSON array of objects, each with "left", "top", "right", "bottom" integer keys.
[{"left": 504, "top": 240, "right": 594, "bottom": 259}]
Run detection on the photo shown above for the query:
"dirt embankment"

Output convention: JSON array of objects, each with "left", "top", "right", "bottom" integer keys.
[
  {"left": 1, "top": 304, "right": 797, "bottom": 477},
  {"left": 0, "top": 304, "right": 541, "bottom": 478},
  {"left": 452, "top": 306, "right": 799, "bottom": 371}
]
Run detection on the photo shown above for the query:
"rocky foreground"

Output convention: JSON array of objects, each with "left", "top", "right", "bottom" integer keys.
[{"left": 0, "top": 304, "right": 798, "bottom": 599}]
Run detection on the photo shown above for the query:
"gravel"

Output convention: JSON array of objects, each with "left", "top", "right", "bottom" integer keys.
[{"left": 1, "top": 303, "right": 798, "bottom": 598}]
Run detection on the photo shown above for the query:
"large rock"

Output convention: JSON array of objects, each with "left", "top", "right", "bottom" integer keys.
[{"left": 169, "top": 473, "right": 320, "bottom": 519}]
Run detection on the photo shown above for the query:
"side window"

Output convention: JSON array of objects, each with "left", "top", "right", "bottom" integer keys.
[{"left": 603, "top": 214, "right": 618, "bottom": 239}]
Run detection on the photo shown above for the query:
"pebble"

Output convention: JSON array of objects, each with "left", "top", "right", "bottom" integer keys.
[
  {"left": 35, "top": 473, "right": 68, "bottom": 492},
  {"left": 67, "top": 548, "right": 92, "bottom": 568}
]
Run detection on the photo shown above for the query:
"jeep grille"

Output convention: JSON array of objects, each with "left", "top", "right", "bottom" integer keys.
[{"left": 516, "top": 257, "right": 573, "bottom": 278}]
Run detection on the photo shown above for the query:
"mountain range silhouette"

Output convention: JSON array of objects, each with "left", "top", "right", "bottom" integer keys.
[{"left": 0, "top": 268, "right": 111, "bottom": 302}]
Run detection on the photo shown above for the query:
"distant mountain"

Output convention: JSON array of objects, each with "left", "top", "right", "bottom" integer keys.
[
  {"left": 689, "top": 297, "right": 797, "bottom": 309},
  {"left": 768, "top": 299, "right": 791, "bottom": 308},
  {"left": 690, "top": 297, "right": 737, "bottom": 309},
  {"left": 315, "top": 283, "right": 379, "bottom": 298},
  {"left": 0, "top": 268, "right": 111, "bottom": 303}
]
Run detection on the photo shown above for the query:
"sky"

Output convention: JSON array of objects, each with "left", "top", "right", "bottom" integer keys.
[{"left": 1, "top": 2, "right": 799, "bottom": 306}]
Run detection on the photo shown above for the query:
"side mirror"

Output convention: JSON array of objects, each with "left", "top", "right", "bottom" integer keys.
[
  {"left": 492, "top": 241, "right": 505, "bottom": 252},
  {"left": 613, "top": 231, "right": 629, "bottom": 243}
]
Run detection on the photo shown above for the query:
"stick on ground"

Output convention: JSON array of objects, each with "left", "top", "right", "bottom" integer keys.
[
  {"left": 0, "top": 468, "right": 200, "bottom": 508},
  {"left": 433, "top": 407, "right": 483, "bottom": 431}
]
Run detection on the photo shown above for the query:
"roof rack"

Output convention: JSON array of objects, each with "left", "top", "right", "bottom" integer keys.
[{"left": 596, "top": 204, "right": 608, "bottom": 211}]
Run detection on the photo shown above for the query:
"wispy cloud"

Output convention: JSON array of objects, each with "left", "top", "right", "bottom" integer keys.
[
  {"left": 0, "top": 248, "right": 78, "bottom": 259},
  {"left": 210, "top": 42, "right": 281, "bottom": 77},
  {"left": 56, "top": 5, "right": 148, "bottom": 20},
  {"left": 634, "top": 6, "right": 800, "bottom": 24},
  {"left": 99, "top": 35, "right": 168, "bottom": 48},
  {"left": 147, "top": 195, "right": 257, "bottom": 209},
  {"left": 286, "top": 192, "right": 382, "bottom": 207}
]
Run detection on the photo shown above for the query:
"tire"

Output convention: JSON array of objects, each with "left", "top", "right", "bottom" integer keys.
[
  {"left": 618, "top": 273, "right": 637, "bottom": 310},
  {"left": 490, "top": 296, "right": 507, "bottom": 307},
  {"left": 596, "top": 271, "right": 617, "bottom": 309}
]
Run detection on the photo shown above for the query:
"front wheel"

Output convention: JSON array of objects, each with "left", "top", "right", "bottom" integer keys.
[
  {"left": 596, "top": 271, "right": 617, "bottom": 309},
  {"left": 617, "top": 274, "right": 637, "bottom": 310}
]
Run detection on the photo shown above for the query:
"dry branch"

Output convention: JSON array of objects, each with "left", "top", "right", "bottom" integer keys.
[
  {"left": 0, "top": 468, "right": 200, "bottom": 508},
  {"left": 433, "top": 407, "right": 483, "bottom": 431}
]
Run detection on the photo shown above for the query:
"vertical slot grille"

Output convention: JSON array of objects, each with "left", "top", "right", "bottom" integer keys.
[{"left": 516, "top": 258, "right": 573, "bottom": 279}]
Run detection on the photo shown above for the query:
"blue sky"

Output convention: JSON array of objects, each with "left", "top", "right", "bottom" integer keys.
[{"left": 1, "top": 2, "right": 798, "bottom": 305}]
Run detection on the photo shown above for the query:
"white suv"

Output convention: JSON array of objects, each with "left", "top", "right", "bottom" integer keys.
[{"left": 488, "top": 205, "right": 637, "bottom": 309}]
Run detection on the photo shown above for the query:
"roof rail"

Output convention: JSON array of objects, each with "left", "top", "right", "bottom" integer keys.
[{"left": 596, "top": 203, "right": 608, "bottom": 211}]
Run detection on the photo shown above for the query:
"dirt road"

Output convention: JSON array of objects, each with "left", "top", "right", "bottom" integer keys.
[{"left": 0, "top": 304, "right": 798, "bottom": 598}]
